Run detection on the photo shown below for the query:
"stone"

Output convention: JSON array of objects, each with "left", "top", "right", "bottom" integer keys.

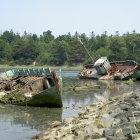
[
  {"left": 106, "top": 136, "right": 128, "bottom": 140},
  {"left": 104, "top": 128, "right": 116, "bottom": 136},
  {"left": 64, "top": 117, "right": 75, "bottom": 124},
  {"left": 118, "top": 104, "right": 130, "bottom": 111},
  {"left": 128, "top": 116, "right": 140, "bottom": 124},
  {"left": 124, "top": 111, "right": 133, "bottom": 117},
  {"left": 115, "top": 128, "right": 125, "bottom": 139},
  {"left": 106, "top": 136, "right": 118, "bottom": 140},
  {"left": 128, "top": 133, "right": 140, "bottom": 139},
  {"left": 132, "top": 102, "right": 140, "bottom": 107},
  {"left": 133, "top": 138, "right": 140, "bottom": 140},
  {"left": 111, "top": 118, "right": 121, "bottom": 127},
  {"left": 93, "top": 138, "right": 107, "bottom": 140},
  {"left": 133, "top": 111, "right": 140, "bottom": 116},
  {"left": 113, "top": 112, "right": 125, "bottom": 119},
  {"left": 32, "top": 91, "right": 140, "bottom": 140},
  {"left": 85, "top": 124, "right": 97, "bottom": 135},
  {"left": 120, "top": 124, "right": 136, "bottom": 136},
  {"left": 111, "top": 108, "right": 124, "bottom": 117},
  {"left": 50, "top": 121, "right": 62, "bottom": 127},
  {"left": 101, "top": 114, "right": 114, "bottom": 128}
]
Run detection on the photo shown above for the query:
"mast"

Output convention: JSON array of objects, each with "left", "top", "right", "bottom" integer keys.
[{"left": 78, "top": 37, "right": 94, "bottom": 63}]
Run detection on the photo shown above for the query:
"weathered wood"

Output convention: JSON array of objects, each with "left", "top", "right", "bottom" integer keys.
[{"left": 0, "top": 68, "right": 63, "bottom": 107}]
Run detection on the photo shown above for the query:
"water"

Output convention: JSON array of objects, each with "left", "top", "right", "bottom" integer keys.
[{"left": 0, "top": 70, "right": 140, "bottom": 140}]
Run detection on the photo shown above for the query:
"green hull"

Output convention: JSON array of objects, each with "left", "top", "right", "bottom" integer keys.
[
  {"left": 127, "top": 69, "right": 140, "bottom": 80},
  {"left": 20, "top": 87, "right": 62, "bottom": 107},
  {"left": 0, "top": 87, "right": 62, "bottom": 107}
]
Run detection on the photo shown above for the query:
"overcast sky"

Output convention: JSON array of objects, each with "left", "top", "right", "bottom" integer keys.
[{"left": 0, "top": 0, "right": 139, "bottom": 36}]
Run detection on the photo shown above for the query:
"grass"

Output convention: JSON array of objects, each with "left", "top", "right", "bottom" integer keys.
[{"left": 0, "top": 64, "right": 83, "bottom": 70}]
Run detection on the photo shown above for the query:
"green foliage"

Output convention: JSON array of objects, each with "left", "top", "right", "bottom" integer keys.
[
  {"left": 109, "top": 37, "right": 127, "bottom": 61},
  {"left": 0, "top": 39, "right": 12, "bottom": 62},
  {"left": 0, "top": 30, "right": 140, "bottom": 65},
  {"left": 95, "top": 47, "right": 111, "bottom": 59}
]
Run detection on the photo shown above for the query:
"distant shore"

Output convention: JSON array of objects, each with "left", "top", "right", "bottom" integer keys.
[{"left": 0, "top": 65, "right": 83, "bottom": 70}]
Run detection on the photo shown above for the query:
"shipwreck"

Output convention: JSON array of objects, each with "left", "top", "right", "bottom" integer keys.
[
  {"left": 0, "top": 68, "right": 62, "bottom": 107},
  {"left": 79, "top": 57, "right": 140, "bottom": 80},
  {"left": 78, "top": 37, "right": 140, "bottom": 80}
]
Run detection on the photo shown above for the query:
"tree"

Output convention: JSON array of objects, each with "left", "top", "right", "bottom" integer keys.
[
  {"left": 109, "top": 37, "right": 127, "bottom": 61},
  {"left": 12, "top": 38, "right": 39, "bottom": 65},
  {"left": 0, "top": 39, "right": 12, "bottom": 63},
  {"left": 0, "top": 30, "right": 14, "bottom": 43},
  {"left": 94, "top": 47, "right": 111, "bottom": 59},
  {"left": 0, "top": 29, "right": 140, "bottom": 65},
  {"left": 48, "top": 40, "right": 68, "bottom": 65},
  {"left": 67, "top": 38, "right": 86, "bottom": 65},
  {"left": 43, "top": 30, "right": 54, "bottom": 43}
]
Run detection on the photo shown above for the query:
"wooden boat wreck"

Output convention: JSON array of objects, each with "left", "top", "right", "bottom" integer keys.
[
  {"left": 0, "top": 68, "right": 63, "bottom": 107},
  {"left": 79, "top": 57, "right": 140, "bottom": 80}
]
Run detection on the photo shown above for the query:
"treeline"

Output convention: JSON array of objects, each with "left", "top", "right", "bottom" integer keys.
[{"left": 0, "top": 30, "right": 140, "bottom": 66}]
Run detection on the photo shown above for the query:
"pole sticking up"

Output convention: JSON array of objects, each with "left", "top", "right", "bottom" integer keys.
[{"left": 78, "top": 37, "right": 94, "bottom": 63}]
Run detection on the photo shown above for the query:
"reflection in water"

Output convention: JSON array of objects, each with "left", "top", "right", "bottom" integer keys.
[
  {"left": 62, "top": 76, "right": 140, "bottom": 119},
  {"left": 0, "top": 105, "right": 62, "bottom": 140},
  {"left": 0, "top": 70, "right": 140, "bottom": 140},
  {"left": 0, "top": 105, "right": 62, "bottom": 130}
]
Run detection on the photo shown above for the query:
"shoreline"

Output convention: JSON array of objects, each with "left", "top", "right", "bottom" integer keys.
[
  {"left": 32, "top": 90, "right": 140, "bottom": 140},
  {"left": 0, "top": 65, "right": 83, "bottom": 70}
]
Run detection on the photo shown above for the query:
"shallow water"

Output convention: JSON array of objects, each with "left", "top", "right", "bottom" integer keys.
[{"left": 0, "top": 70, "right": 140, "bottom": 140}]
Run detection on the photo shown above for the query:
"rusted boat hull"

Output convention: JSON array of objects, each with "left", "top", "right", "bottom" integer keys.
[
  {"left": 79, "top": 60, "right": 140, "bottom": 80},
  {"left": 0, "top": 68, "right": 63, "bottom": 107}
]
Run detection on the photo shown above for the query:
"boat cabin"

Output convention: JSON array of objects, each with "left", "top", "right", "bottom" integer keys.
[{"left": 94, "top": 57, "right": 111, "bottom": 75}]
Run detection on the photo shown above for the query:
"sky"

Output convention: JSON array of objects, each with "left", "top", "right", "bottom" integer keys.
[{"left": 0, "top": 0, "right": 140, "bottom": 36}]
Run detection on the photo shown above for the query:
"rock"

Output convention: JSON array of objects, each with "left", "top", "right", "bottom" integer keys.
[
  {"left": 115, "top": 127, "right": 125, "bottom": 139},
  {"left": 124, "top": 111, "right": 133, "bottom": 117},
  {"left": 133, "top": 111, "right": 140, "bottom": 117},
  {"left": 128, "top": 133, "right": 140, "bottom": 139},
  {"left": 85, "top": 124, "right": 96, "bottom": 134},
  {"left": 106, "top": 136, "right": 129, "bottom": 140},
  {"left": 119, "top": 123, "right": 136, "bottom": 136},
  {"left": 50, "top": 121, "right": 62, "bottom": 127},
  {"left": 78, "top": 110, "right": 86, "bottom": 116},
  {"left": 132, "top": 102, "right": 140, "bottom": 107},
  {"left": 61, "top": 126, "right": 72, "bottom": 134},
  {"left": 62, "top": 134, "right": 75, "bottom": 140},
  {"left": 101, "top": 114, "right": 114, "bottom": 128},
  {"left": 124, "top": 98, "right": 136, "bottom": 104},
  {"left": 32, "top": 90, "right": 140, "bottom": 140},
  {"left": 93, "top": 138, "right": 107, "bottom": 140},
  {"left": 128, "top": 116, "right": 140, "bottom": 124},
  {"left": 113, "top": 112, "right": 125, "bottom": 119},
  {"left": 63, "top": 106, "right": 69, "bottom": 109},
  {"left": 104, "top": 128, "right": 116, "bottom": 136},
  {"left": 106, "top": 136, "right": 118, "bottom": 140},
  {"left": 63, "top": 117, "right": 75, "bottom": 124},
  {"left": 111, "top": 118, "right": 121, "bottom": 126},
  {"left": 118, "top": 104, "right": 130, "bottom": 111},
  {"left": 133, "top": 138, "right": 140, "bottom": 140}
]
